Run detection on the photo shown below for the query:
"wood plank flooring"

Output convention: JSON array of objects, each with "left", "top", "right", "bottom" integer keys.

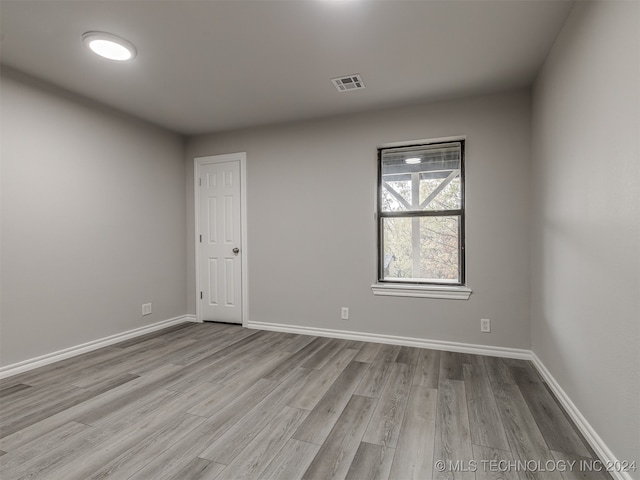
[{"left": 0, "top": 322, "right": 607, "bottom": 480}]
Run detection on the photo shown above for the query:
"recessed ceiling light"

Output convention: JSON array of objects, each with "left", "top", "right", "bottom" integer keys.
[
  {"left": 405, "top": 157, "right": 421, "bottom": 164},
  {"left": 82, "top": 32, "right": 136, "bottom": 61}
]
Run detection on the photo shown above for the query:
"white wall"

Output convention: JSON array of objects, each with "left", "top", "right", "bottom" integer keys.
[
  {"left": 531, "top": 1, "right": 639, "bottom": 470},
  {"left": 186, "top": 90, "right": 532, "bottom": 349},
  {"left": 1, "top": 71, "right": 187, "bottom": 366}
]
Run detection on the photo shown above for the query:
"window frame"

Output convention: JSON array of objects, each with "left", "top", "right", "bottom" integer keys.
[{"left": 376, "top": 139, "right": 466, "bottom": 287}]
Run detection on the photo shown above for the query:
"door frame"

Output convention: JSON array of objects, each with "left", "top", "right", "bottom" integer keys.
[{"left": 194, "top": 152, "right": 248, "bottom": 326}]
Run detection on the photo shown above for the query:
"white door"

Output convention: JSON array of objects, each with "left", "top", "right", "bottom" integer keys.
[{"left": 196, "top": 155, "right": 244, "bottom": 324}]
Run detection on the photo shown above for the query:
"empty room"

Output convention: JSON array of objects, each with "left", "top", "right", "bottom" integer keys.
[{"left": 1, "top": 1, "right": 638, "bottom": 479}]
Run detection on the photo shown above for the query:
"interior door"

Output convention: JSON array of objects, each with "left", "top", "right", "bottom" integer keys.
[{"left": 197, "top": 158, "right": 242, "bottom": 324}]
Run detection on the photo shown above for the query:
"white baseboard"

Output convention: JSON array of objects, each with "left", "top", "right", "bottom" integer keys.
[
  {"left": 0, "top": 315, "right": 194, "bottom": 380},
  {"left": 530, "top": 353, "right": 632, "bottom": 480},
  {"left": 246, "top": 320, "right": 531, "bottom": 359},
  {"left": 248, "top": 320, "right": 629, "bottom": 480}
]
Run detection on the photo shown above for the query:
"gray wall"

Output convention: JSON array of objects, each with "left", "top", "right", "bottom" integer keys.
[
  {"left": 1, "top": 71, "right": 187, "bottom": 366},
  {"left": 186, "top": 90, "right": 532, "bottom": 349},
  {"left": 531, "top": 1, "right": 639, "bottom": 469}
]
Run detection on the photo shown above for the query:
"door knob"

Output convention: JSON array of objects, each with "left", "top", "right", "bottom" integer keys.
[{"left": 233, "top": 247, "right": 240, "bottom": 255}]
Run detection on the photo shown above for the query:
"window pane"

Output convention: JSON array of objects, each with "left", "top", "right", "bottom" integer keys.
[
  {"left": 381, "top": 142, "right": 461, "bottom": 212},
  {"left": 382, "top": 216, "right": 460, "bottom": 283},
  {"left": 419, "top": 174, "right": 461, "bottom": 210},
  {"left": 381, "top": 179, "right": 412, "bottom": 211}
]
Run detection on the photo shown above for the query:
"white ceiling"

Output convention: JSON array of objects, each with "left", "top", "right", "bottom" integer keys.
[{"left": 0, "top": 0, "right": 574, "bottom": 135}]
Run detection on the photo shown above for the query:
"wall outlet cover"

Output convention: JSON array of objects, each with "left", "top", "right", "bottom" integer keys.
[{"left": 481, "top": 318, "right": 491, "bottom": 333}]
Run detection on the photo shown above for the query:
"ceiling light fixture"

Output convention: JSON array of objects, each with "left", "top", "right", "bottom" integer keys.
[
  {"left": 405, "top": 157, "right": 421, "bottom": 164},
  {"left": 82, "top": 32, "right": 136, "bottom": 61}
]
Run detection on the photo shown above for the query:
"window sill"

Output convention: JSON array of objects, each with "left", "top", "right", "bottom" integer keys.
[{"left": 371, "top": 283, "right": 472, "bottom": 300}]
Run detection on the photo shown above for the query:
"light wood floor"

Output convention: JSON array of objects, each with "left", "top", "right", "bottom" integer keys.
[{"left": 0, "top": 322, "right": 608, "bottom": 480}]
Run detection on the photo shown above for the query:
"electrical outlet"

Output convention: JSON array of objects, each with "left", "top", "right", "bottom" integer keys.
[
  {"left": 481, "top": 318, "right": 491, "bottom": 333},
  {"left": 341, "top": 307, "right": 349, "bottom": 320},
  {"left": 142, "top": 303, "right": 152, "bottom": 316}
]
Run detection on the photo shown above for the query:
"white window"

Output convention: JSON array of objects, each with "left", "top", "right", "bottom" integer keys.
[{"left": 377, "top": 140, "right": 465, "bottom": 286}]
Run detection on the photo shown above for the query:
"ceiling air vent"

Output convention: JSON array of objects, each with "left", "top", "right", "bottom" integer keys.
[{"left": 331, "top": 74, "right": 365, "bottom": 92}]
